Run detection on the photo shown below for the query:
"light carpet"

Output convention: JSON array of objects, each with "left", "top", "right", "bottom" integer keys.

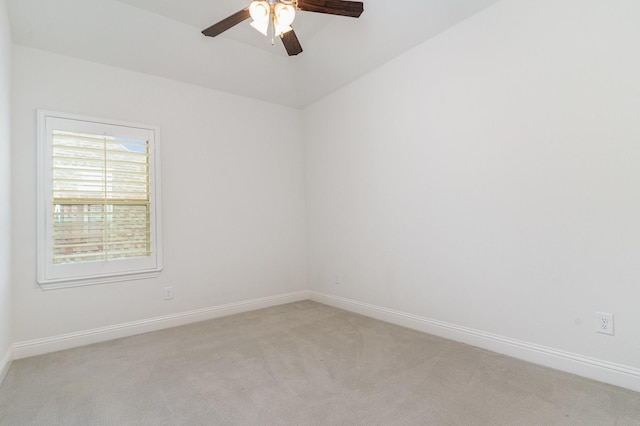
[{"left": 1, "top": 301, "right": 639, "bottom": 425}]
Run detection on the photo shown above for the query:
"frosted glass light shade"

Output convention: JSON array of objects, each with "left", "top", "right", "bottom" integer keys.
[
  {"left": 250, "top": 20, "right": 270, "bottom": 36},
  {"left": 249, "top": 1, "right": 271, "bottom": 36},
  {"left": 274, "top": 3, "right": 295, "bottom": 36},
  {"left": 249, "top": 1, "right": 270, "bottom": 21},
  {"left": 274, "top": 3, "right": 295, "bottom": 27}
]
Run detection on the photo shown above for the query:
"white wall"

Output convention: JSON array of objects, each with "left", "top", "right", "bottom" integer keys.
[
  {"left": 11, "top": 46, "right": 307, "bottom": 342},
  {"left": 304, "top": 0, "right": 640, "bottom": 369},
  {"left": 6, "top": 0, "right": 640, "bottom": 392},
  {"left": 0, "top": 0, "right": 12, "bottom": 368}
]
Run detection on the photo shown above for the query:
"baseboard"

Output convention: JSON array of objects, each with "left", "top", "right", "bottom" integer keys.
[
  {"left": 0, "top": 345, "right": 12, "bottom": 387},
  {"left": 11, "top": 289, "right": 640, "bottom": 393},
  {"left": 13, "top": 290, "right": 309, "bottom": 359},
  {"left": 310, "top": 291, "right": 640, "bottom": 393}
]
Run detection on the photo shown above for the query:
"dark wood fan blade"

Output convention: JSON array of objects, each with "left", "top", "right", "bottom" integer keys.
[
  {"left": 281, "top": 30, "right": 303, "bottom": 56},
  {"left": 297, "top": 0, "right": 363, "bottom": 18},
  {"left": 202, "top": 9, "right": 251, "bottom": 37}
]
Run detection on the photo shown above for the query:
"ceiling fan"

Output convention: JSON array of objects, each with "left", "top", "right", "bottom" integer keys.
[{"left": 201, "top": 0, "right": 364, "bottom": 56}]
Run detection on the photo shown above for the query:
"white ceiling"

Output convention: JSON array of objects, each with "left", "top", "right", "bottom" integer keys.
[{"left": 7, "top": 0, "right": 502, "bottom": 108}]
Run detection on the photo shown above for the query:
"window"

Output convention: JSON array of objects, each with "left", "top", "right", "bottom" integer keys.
[{"left": 37, "top": 111, "right": 162, "bottom": 289}]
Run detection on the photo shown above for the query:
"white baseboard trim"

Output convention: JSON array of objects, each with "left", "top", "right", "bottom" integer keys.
[
  {"left": 0, "top": 345, "right": 12, "bottom": 387},
  {"left": 13, "top": 290, "right": 309, "bottom": 360},
  {"left": 310, "top": 291, "right": 640, "bottom": 393},
  {"left": 10, "top": 289, "right": 640, "bottom": 393}
]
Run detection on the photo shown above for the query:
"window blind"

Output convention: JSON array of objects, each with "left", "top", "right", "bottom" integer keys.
[{"left": 52, "top": 130, "right": 151, "bottom": 264}]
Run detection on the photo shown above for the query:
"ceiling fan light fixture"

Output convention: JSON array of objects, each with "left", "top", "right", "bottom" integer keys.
[
  {"left": 249, "top": 0, "right": 271, "bottom": 36},
  {"left": 249, "top": 1, "right": 270, "bottom": 20},
  {"left": 273, "top": 3, "right": 295, "bottom": 36},
  {"left": 250, "top": 19, "right": 270, "bottom": 36},
  {"left": 275, "top": 3, "right": 296, "bottom": 27},
  {"left": 202, "top": 0, "right": 364, "bottom": 56}
]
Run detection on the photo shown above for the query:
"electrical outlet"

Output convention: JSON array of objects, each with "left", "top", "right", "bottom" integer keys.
[
  {"left": 164, "top": 286, "right": 173, "bottom": 300},
  {"left": 595, "top": 312, "right": 614, "bottom": 335}
]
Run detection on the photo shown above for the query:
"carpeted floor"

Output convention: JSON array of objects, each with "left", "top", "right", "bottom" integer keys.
[{"left": 1, "top": 301, "right": 639, "bottom": 425}]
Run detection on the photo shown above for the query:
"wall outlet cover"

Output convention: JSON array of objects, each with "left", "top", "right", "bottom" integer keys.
[{"left": 595, "top": 312, "right": 614, "bottom": 336}]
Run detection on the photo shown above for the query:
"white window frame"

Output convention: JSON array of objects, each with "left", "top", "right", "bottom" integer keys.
[{"left": 37, "top": 110, "right": 163, "bottom": 290}]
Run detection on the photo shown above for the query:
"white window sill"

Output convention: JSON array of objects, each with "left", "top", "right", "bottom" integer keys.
[{"left": 38, "top": 269, "right": 162, "bottom": 290}]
